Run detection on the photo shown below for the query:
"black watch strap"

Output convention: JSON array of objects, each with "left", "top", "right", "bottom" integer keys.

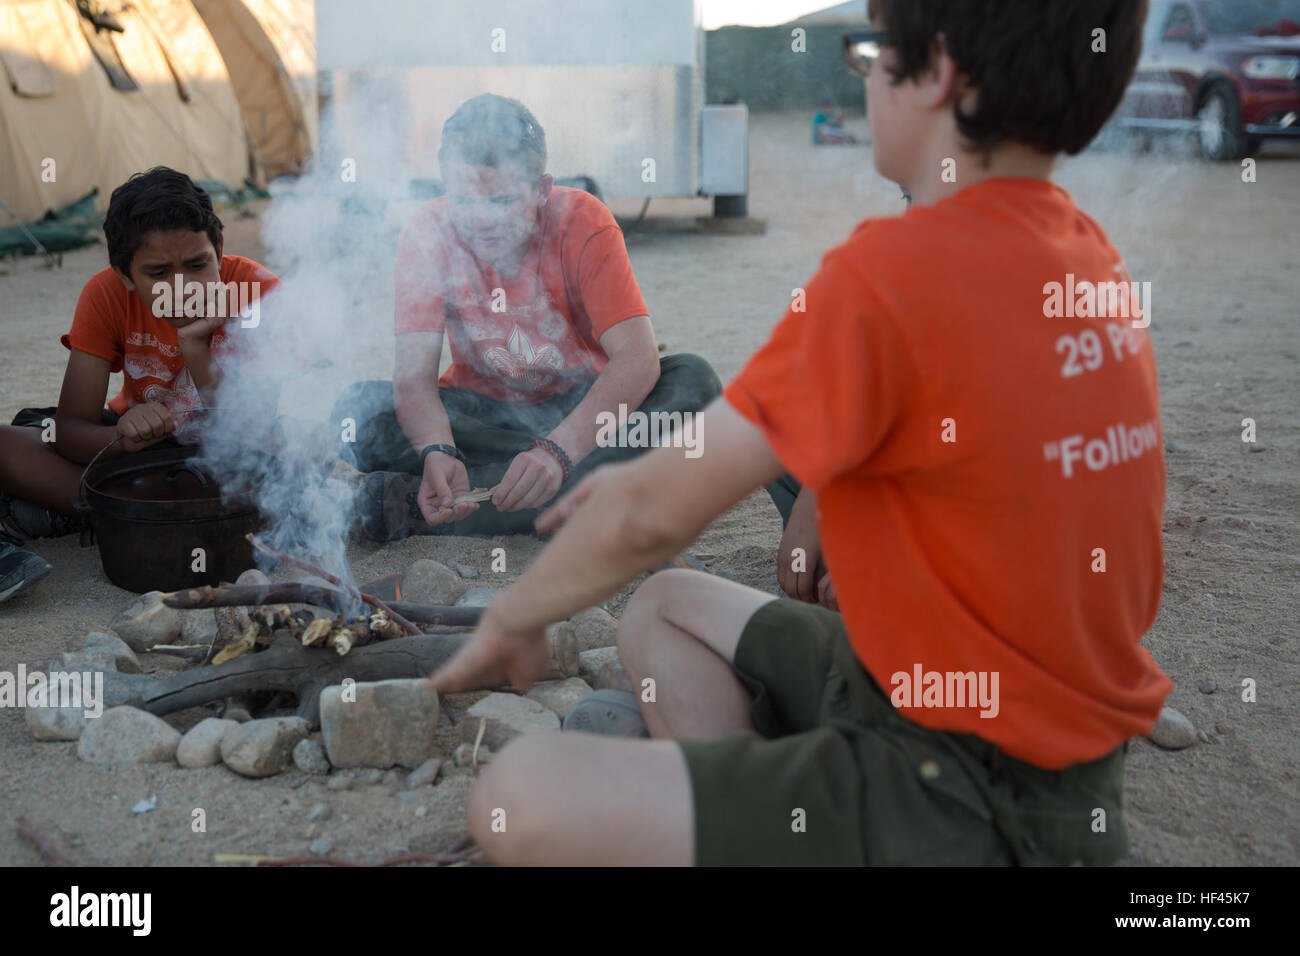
[{"left": 420, "top": 443, "right": 464, "bottom": 465}]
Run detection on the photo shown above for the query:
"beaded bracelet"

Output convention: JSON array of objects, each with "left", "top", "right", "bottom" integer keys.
[{"left": 532, "top": 438, "right": 572, "bottom": 481}]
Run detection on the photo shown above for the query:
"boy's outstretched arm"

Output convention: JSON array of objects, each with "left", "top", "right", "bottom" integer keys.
[
  {"left": 53, "top": 350, "right": 124, "bottom": 463},
  {"left": 430, "top": 398, "right": 786, "bottom": 693}
]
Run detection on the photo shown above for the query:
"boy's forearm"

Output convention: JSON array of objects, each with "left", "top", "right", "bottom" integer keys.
[
  {"left": 52, "top": 414, "right": 121, "bottom": 465},
  {"left": 548, "top": 353, "right": 659, "bottom": 463},
  {"left": 394, "top": 379, "right": 455, "bottom": 452},
  {"left": 490, "top": 462, "right": 689, "bottom": 633}
]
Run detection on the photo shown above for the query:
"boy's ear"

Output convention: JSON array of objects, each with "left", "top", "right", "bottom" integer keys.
[
  {"left": 114, "top": 265, "right": 136, "bottom": 292},
  {"left": 538, "top": 174, "right": 554, "bottom": 204},
  {"left": 922, "top": 32, "right": 965, "bottom": 109}
]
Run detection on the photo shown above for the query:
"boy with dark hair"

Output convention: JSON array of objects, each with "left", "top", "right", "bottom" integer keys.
[
  {"left": 0, "top": 167, "right": 277, "bottom": 601},
  {"left": 333, "top": 94, "right": 726, "bottom": 539},
  {"left": 428, "top": 0, "right": 1171, "bottom": 866}
]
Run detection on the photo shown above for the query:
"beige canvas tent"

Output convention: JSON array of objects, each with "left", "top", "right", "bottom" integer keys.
[
  {"left": 192, "top": 0, "right": 317, "bottom": 180},
  {"left": 0, "top": 0, "right": 316, "bottom": 224}
]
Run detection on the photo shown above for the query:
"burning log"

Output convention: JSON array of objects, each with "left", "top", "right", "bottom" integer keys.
[
  {"left": 161, "top": 585, "right": 482, "bottom": 630},
  {"left": 112, "top": 623, "right": 580, "bottom": 725},
  {"left": 110, "top": 633, "right": 472, "bottom": 724},
  {"left": 245, "top": 534, "right": 423, "bottom": 636}
]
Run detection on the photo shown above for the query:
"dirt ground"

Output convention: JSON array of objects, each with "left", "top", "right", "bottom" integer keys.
[{"left": 0, "top": 111, "right": 1296, "bottom": 866}]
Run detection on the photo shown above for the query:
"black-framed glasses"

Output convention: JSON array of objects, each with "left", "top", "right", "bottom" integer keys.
[{"left": 842, "top": 30, "right": 889, "bottom": 77}]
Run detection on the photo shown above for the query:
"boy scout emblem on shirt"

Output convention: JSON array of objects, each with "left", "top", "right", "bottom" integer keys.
[{"left": 483, "top": 324, "right": 564, "bottom": 391}]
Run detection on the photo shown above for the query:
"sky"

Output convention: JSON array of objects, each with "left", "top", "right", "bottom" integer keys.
[{"left": 700, "top": 0, "right": 861, "bottom": 30}]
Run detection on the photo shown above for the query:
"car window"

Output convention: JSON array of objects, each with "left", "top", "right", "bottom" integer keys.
[
  {"left": 1164, "top": 3, "right": 1196, "bottom": 41},
  {"left": 1144, "top": 0, "right": 1173, "bottom": 49},
  {"left": 1198, "top": 0, "right": 1300, "bottom": 35}
]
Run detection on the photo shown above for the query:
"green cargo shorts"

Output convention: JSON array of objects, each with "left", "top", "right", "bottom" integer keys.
[{"left": 677, "top": 599, "right": 1131, "bottom": 866}]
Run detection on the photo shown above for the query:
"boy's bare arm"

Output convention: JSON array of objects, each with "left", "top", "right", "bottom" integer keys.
[
  {"left": 500, "top": 398, "right": 783, "bottom": 630},
  {"left": 546, "top": 315, "right": 660, "bottom": 462},
  {"left": 52, "top": 350, "right": 120, "bottom": 463},
  {"left": 430, "top": 398, "right": 785, "bottom": 691},
  {"left": 393, "top": 331, "right": 454, "bottom": 450}
]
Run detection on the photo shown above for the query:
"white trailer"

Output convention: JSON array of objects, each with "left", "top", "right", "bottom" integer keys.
[{"left": 315, "top": 0, "right": 749, "bottom": 214}]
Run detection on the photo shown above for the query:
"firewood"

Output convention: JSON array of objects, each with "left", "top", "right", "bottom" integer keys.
[
  {"left": 97, "top": 632, "right": 473, "bottom": 725},
  {"left": 161, "top": 585, "right": 482, "bottom": 630},
  {"left": 245, "top": 534, "right": 423, "bottom": 636},
  {"left": 212, "top": 622, "right": 259, "bottom": 665},
  {"left": 301, "top": 618, "right": 333, "bottom": 647}
]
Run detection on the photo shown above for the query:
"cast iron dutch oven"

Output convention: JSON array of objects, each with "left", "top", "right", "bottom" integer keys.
[{"left": 75, "top": 441, "right": 263, "bottom": 593}]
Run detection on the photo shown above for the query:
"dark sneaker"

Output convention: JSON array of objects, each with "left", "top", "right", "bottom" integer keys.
[
  {"left": 562, "top": 689, "right": 649, "bottom": 738},
  {"left": 354, "top": 472, "right": 434, "bottom": 542},
  {"left": 0, "top": 495, "right": 85, "bottom": 540},
  {"left": 0, "top": 541, "right": 53, "bottom": 604}
]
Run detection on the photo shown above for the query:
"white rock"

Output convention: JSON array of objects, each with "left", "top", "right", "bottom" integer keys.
[
  {"left": 1147, "top": 706, "right": 1197, "bottom": 750},
  {"left": 404, "top": 757, "right": 442, "bottom": 789},
  {"left": 180, "top": 608, "right": 220, "bottom": 646},
  {"left": 526, "top": 678, "right": 595, "bottom": 719},
  {"left": 319, "top": 679, "right": 441, "bottom": 769},
  {"left": 455, "top": 586, "right": 502, "bottom": 607},
  {"left": 236, "top": 568, "right": 270, "bottom": 587},
  {"left": 48, "top": 650, "right": 118, "bottom": 673},
  {"left": 176, "top": 717, "right": 239, "bottom": 768},
  {"left": 24, "top": 683, "right": 90, "bottom": 741},
  {"left": 220, "top": 717, "right": 310, "bottom": 777},
  {"left": 401, "top": 559, "right": 466, "bottom": 606},
  {"left": 578, "top": 646, "right": 620, "bottom": 686},
  {"left": 597, "top": 658, "right": 636, "bottom": 694},
  {"left": 293, "top": 738, "right": 331, "bottom": 775},
  {"left": 78, "top": 631, "right": 141, "bottom": 673},
  {"left": 568, "top": 607, "right": 619, "bottom": 653},
  {"left": 77, "top": 706, "right": 181, "bottom": 764},
  {"left": 462, "top": 693, "right": 559, "bottom": 750},
  {"left": 109, "top": 591, "right": 182, "bottom": 652}
]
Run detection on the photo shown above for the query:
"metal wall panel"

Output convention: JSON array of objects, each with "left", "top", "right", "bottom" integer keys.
[{"left": 326, "top": 63, "right": 699, "bottom": 199}]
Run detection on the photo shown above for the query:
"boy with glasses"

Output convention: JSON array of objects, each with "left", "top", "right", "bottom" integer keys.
[{"left": 430, "top": 1, "right": 1168, "bottom": 866}]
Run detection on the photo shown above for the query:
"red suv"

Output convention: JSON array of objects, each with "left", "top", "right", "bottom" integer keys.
[{"left": 1116, "top": 0, "right": 1300, "bottom": 159}]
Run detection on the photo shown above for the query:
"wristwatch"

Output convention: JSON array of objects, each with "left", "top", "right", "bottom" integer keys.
[{"left": 420, "top": 443, "right": 464, "bottom": 466}]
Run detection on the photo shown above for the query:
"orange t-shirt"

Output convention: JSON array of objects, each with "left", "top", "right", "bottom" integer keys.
[
  {"left": 393, "top": 186, "right": 649, "bottom": 405},
  {"left": 61, "top": 255, "right": 279, "bottom": 444},
  {"left": 725, "top": 178, "right": 1172, "bottom": 769}
]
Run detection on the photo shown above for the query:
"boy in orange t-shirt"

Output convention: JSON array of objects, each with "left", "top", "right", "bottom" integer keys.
[
  {"left": 332, "top": 94, "right": 723, "bottom": 540},
  {"left": 424, "top": 0, "right": 1171, "bottom": 866},
  {"left": 0, "top": 168, "right": 278, "bottom": 598}
]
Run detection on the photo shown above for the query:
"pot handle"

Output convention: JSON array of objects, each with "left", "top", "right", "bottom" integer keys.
[{"left": 77, "top": 435, "right": 124, "bottom": 508}]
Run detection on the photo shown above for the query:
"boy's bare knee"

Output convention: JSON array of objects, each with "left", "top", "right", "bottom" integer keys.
[
  {"left": 620, "top": 569, "right": 716, "bottom": 660},
  {"left": 466, "top": 734, "right": 560, "bottom": 865}
]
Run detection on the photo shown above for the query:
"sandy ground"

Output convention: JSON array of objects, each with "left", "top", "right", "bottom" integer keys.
[{"left": 0, "top": 112, "right": 1297, "bottom": 866}]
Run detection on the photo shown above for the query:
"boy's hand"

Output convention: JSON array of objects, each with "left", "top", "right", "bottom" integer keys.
[
  {"left": 426, "top": 606, "right": 552, "bottom": 695},
  {"left": 534, "top": 466, "right": 609, "bottom": 535},
  {"left": 778, "top": 488, "right": 822, "bottom": 603},
  {"left": 117, "top": 402, "right": 176, "bottom": 452},
  {"left": 495, "top": 447, "right": 564, "bottom": 512},
  {"left": 175, "top": 314, "right": 226, "bottom": 346},
  {"left": 417, "top": 451, "right": 480, "bottom": 526}
]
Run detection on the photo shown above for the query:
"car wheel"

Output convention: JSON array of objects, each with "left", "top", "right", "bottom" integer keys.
[{"left": 1196, "top": 84, "right": 1246, "bottom": 161}]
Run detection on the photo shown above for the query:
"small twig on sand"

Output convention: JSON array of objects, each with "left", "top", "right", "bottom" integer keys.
[
  {"left": 250, "top": 836, "right": 483, "bottom": 867},
  {"left": 16, "top": 817, "right": 69, "bottom": 866},
  {"left": 245, "top": 534, "right": 423, "bottom": 636}
]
